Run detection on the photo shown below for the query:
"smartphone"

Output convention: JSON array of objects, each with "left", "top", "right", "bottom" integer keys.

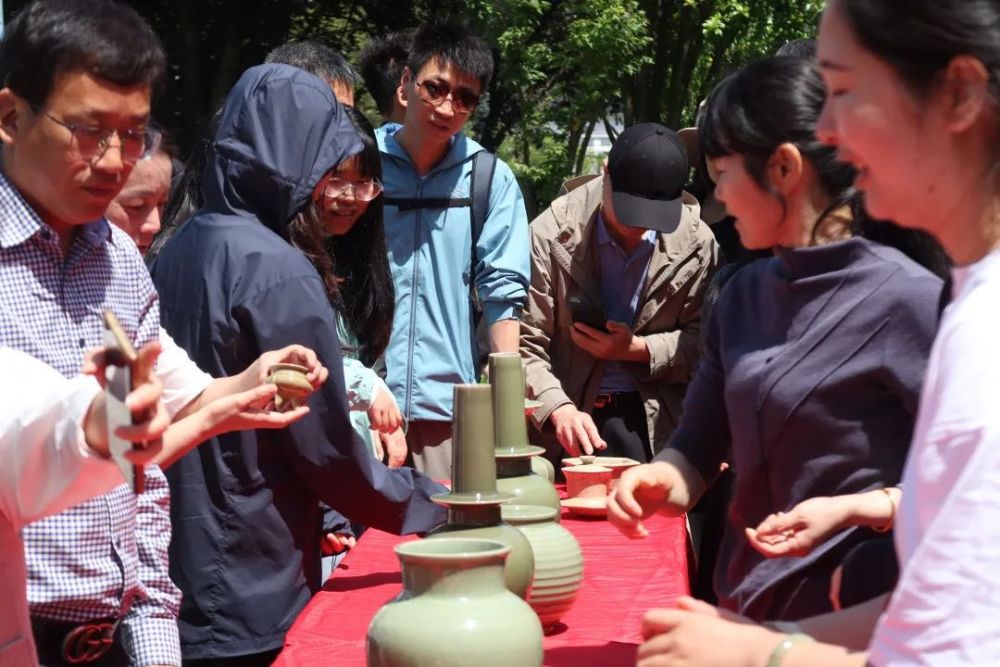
[
  {"left": 568, "top": 295, "right": 608, "bottom": 332},
  {"left": 102, "top": 310, "right": 147, "bottom": 494}
]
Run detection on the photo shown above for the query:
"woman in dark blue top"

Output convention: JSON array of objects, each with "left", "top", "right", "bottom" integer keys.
[{"left": 608, "top": 56, "right": 947, "bottom": 621}]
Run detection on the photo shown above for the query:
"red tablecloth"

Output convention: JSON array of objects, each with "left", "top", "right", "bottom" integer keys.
[{"left": 275, "top": 507, "right": 688, "bottom": 667}]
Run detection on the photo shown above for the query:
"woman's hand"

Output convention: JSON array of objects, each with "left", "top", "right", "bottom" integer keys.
[
  {"left": 379, "top": 428, "right": 407, "bottom": 468},
  {"left": 204, "top": 384, "right": 310, "bottom": 438},
  {"left": 249, "top": 344, "right": 329, "bottom": 390},
  {"left": 746, "top": 496, "right": 853, "bottom": 558},
  {"left": 637, "top": 605, "right": 776, "bottom": 667},
  {"left": 367, "top": 385, "right": 402, "bottom": 434},
  {"left": 607, "top": 462, "right": 674, "bottom": 539}
]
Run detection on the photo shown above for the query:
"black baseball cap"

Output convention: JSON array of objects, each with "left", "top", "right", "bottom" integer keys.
[{"left": 607, "top": 123, "right": 689, "bottom": 233}]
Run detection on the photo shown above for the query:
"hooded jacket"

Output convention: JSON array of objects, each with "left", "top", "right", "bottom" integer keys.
[
  {"left": 150, "top": 65, "right": 446, "bottom": 659},
  {"left": 378, "top": 125, "right": 530, "bottom": 422}
]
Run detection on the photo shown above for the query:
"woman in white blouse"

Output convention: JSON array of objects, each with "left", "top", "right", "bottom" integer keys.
[{"left": 0, "top": 344, "right": 168, "bottom": 667}]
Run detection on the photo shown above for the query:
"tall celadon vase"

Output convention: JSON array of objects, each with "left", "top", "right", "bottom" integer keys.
[
  {"left": 367, "top": 538, "right": 543, "bottom": 667},
  {"left": 502, "top": 504, "right": 584, "bottom": 633},
  {"left": 489, "top": 353, "right": 561, "bottom": 516},
  {"left": 426, "top": 384, "right": 535, "bottom": 599}
]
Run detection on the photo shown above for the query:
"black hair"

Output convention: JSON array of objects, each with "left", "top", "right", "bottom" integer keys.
[
  {"left": 146, "top": 109, "right": 220, "bottom": 266},
  {"left": 834, "top": 0, "right": 1000, "bottom": 102},
  {"left": 323, "top": 107, "right": 395, "bottom": 364},
  {"left": 407, "top": 21, "right": 493, "bottom": 91},
  {"left": 0, "top": 0, "right": 166, "bottom": 106},
  {"left": 264, "top": 41, "right": 358, "bottom": 91},
  {"left": 701, "top": 56, "right": 950, "bottom": 278},
  {"left": 775, "top": 38, "right": 817, "bottom": 59},
  {"left": 359, "top": 30, "right": 413, "bottom": 118}
]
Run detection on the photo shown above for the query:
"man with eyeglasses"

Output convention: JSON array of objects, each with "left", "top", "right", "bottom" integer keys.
[
  {"left": 0, "top": 2, "right": 180, "bottom": 665},
  {"left": 379, "top": 21, "right": 530, "bottom": 479}
]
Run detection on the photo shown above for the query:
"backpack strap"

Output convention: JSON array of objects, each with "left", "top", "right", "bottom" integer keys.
[{"left": 382, "top": 197, "right": 472, "bottom": 211}]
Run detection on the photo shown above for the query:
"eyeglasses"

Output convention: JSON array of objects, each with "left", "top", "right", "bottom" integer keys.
[
  {"left": 29, "top": 103, "right": 162, "bottom": 164},
  {"left": 414, "top": 79, "right": 480, "bottom": 115},
  {"left": 323, "top": 177, "right": 383, "bottom": 202}
]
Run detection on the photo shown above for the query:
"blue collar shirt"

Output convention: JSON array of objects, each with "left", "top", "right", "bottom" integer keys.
[{"left": 595, "top": 212, "right": 656, "bottom": 393}]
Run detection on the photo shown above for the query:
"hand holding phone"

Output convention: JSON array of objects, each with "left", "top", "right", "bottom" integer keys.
[
  {"left": 102, "top": 310, "right": 150, "bottom": 494},
  {"left": 568, "top": 295, "right": 608, "bottom": 332}
]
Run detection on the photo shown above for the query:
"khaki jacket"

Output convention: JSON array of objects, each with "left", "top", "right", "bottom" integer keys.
[{"left": 521, "top": 176, "right": 720, "bottom": 456}]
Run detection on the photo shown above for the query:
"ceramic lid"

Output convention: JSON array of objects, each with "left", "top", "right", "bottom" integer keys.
[{"left": 431, "top": 490, "right": 516, "bottom": 506}]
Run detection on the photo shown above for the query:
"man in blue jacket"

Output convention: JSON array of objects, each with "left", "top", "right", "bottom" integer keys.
[{"left": 379, "top": 22, "right": 531, "bottom": 478}]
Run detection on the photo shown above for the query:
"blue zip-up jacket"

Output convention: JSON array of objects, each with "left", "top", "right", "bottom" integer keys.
[
  {"left": 378, "top": 125, "right": 530, "bottom": 421},
  {"left": 149, "top": 65, "right": 446, "bottom": 659}
]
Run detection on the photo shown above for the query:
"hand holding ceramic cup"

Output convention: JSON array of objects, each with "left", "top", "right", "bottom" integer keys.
[{"left": 266, "top": 363, "right": 315, "bottom": 412}]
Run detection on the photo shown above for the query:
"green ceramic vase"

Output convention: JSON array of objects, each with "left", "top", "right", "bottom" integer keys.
[
  {"left": 367, "top": 538, "right": 543, "bottom": 667},
  {"left": 427, "top": 384, "right": 535, "bottom": 599},
  {"left": 502, "top": 505, "right": 584, "bottom": 633},
  {"left": 530, "top": 455, "right": 556, "bottom": 483},
  {"left": 489, "top": 354, "right": 561, "bottom": 516}
]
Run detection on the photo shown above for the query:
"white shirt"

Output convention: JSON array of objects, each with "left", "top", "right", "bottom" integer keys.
[
  {"left": 0, "top": 348, "right": 124, "bottom": 667},
  {"left": 870, "top": 249, "right": 1000, "bottom": 666},
  {"left": 157, "top": 327, "right": 213, "bottom": 418}
]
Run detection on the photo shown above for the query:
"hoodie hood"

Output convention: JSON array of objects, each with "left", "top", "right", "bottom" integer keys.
[{"left": 201, "top": 63, "right": 363, "bottom": 236}]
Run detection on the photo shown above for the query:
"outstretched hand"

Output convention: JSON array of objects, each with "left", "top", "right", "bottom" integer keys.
[{"left": 746, "top": 496, "right": 849, "bottom": 558}]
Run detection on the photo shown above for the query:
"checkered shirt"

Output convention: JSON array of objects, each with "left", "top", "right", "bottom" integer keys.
[{"left": 0, "top": 172, "right": 181, "bottom": 666}]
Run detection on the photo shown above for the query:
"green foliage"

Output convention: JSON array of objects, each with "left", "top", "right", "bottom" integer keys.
[{"left": 0, "top": 0, "right": 823, "bottom": 214}]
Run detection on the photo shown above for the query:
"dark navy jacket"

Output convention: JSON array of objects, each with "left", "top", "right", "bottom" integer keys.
[{"left": 150, "top": 64, "right": 446, "bottom": 659}]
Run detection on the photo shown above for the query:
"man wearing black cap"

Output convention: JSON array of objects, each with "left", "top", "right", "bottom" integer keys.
[{"left": 521, "top": 123, "right": 719, "bottom": 462}]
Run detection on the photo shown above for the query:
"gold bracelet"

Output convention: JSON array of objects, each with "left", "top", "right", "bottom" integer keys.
[
  {"left": 872, "top": 487, "right": 896, "bottom": 533},
  {"left": 766, "top": 633, "right": 814, "bottom": 667}
]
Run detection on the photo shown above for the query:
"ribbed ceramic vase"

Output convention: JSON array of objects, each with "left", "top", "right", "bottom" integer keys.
[
  {"left": 426, "top": 384, "right": 535, "bottom": 599},
  {"left": 489, "top": 354, "right": 561, "bottom": 516},
  {"left": 502, "top": 504, "right": 584, "bottom": 633},
  {"left": 367, "top": 538, "right": 544, "bottom": 667}
]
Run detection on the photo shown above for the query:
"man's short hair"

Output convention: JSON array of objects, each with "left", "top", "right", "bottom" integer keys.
[
  {"left": 775, "top": 38, "right": 817, "bottom": 59},
  {"left": 264, "top": 41, "right": 358, "bottom": 89},
  {"left": 0, "top": 0, "right": 166, "bottom": 106},
  {"left": 359, "top": 30, "right": 412, "bottom": 117},
  {"left": 407, "top": 21, "right": 493, "bottom": 91}
]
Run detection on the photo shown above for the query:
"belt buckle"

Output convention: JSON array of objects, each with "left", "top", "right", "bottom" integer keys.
[
  {"left": 594, "top": 393, "right": 612, "bottom": 409},
  {"left": 62, "top": 622, "right": 115, "bottom": 664}
]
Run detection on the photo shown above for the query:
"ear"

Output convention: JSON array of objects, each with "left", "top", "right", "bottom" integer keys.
[
  {"left": 397, "top": 66, "right": 412, "bottom": 105},
  {"left": 940, "top": 55, "right": 991, "bottom": 133},
  {"left": 602, "top": 158, "right": 609, "bottom": 174},
  {"left": 767, "top": 143, "right": 804, "bottom": 196},
  {"left": 0, "top": 89, "right": 23, "bottom": 146}
]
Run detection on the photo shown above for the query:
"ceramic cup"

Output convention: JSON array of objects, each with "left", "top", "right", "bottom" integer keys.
[
  {"left": 266, "top": 363, "right": 313, "bottom": 411},
  {"left": 562, "top": 464, "right": 612, "bottom": 499}
]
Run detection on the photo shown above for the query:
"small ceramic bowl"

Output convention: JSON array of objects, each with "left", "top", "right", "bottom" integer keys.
[
  {"left": 561, "top": 464, "right": 612, "bottom": 499},
  {"left": 266, "top": 363, "right": 313, "bottom": 411}
]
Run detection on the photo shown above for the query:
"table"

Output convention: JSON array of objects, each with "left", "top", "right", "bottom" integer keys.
[{"left": 276, "top": 506, "right": 688, "bottom": 666}]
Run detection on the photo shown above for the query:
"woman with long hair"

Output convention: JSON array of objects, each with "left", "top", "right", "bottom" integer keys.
[
  {"left": 627, "top": 1, "right": 1000, "bottom": 665},
  {"left": 608, "top": 55, "right": 947, "bottom": 623},
  {"left": 149, "top": 64, "right": 444, "bottom": 663}
]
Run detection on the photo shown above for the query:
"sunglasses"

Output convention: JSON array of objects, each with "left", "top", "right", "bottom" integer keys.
[{"left": 414, "top": 79, "right": 480, "bottom": 115}]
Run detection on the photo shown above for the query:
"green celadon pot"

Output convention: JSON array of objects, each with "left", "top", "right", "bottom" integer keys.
[
  {"left": 496, "top": 456, "right": 561, "bottom": 516},
  {"left": 367, "top": 538, "right": 543, "bottom": 667},
  {"left": 502, "top": 504, "right": 584, "bottom": 633}
]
